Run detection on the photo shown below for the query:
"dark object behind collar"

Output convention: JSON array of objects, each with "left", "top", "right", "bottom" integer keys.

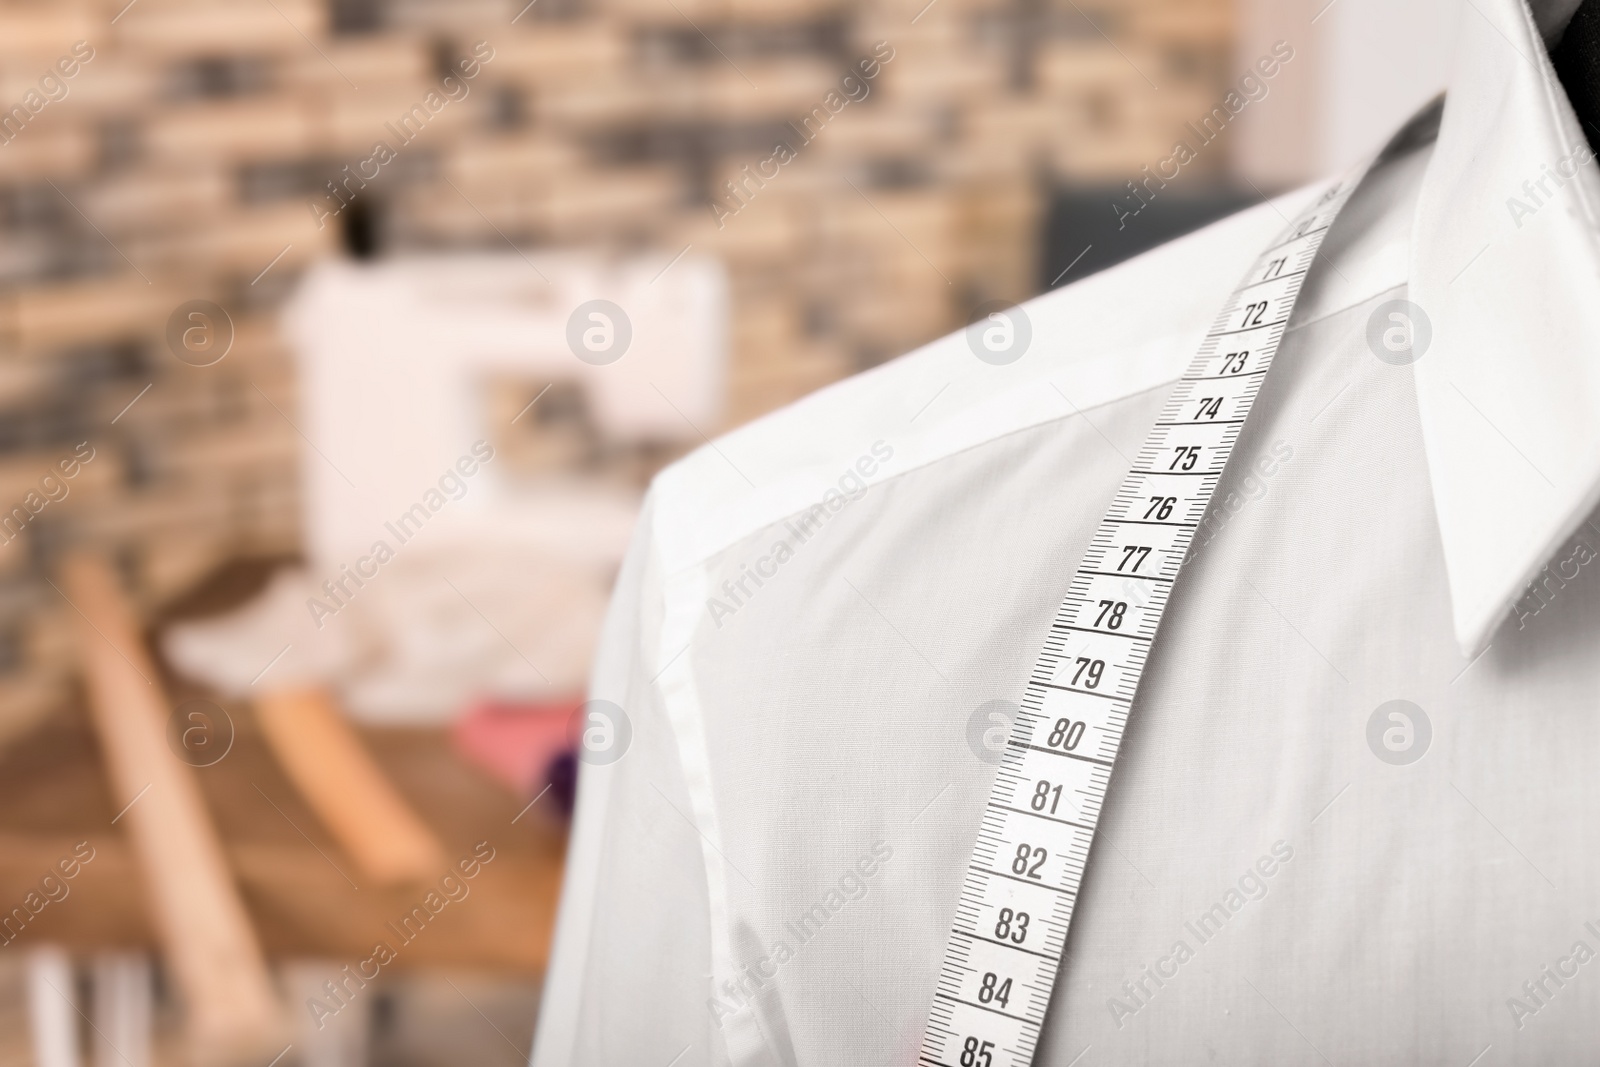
[{"left": 1553, "top": 0, "right": 1600, "bottom": 152}]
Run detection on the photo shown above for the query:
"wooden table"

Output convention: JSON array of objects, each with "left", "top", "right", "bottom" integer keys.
[{"left": 0, "top": 699, "right": 567, "bottom": 974}]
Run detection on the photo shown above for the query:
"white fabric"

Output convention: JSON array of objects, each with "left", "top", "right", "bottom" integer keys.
[
  {"left": 163, "top": 540, "right": 610, "bottom": 720},
  {"left": 535, "top": 0, "right": 1600, "bottom": 1062},
  {"left": 1413, "top": 0, "right": 1600, "bottom": 651}
]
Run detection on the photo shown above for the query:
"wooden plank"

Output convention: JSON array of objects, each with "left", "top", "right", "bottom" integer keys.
[
  {"left": 253, "top": 687, "right": 446, "bottom": 886},
  {"left": 60, "top": 553, "right": 282, "bottom": 1065}
]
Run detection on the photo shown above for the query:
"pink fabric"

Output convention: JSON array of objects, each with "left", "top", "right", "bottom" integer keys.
[{"left": 452, "top": 697, "right": 582, "bottom": 796}]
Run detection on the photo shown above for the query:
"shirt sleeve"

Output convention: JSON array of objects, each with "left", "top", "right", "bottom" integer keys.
[{"left": 531, "top": 491, "right": 719, "bottom": 1066}]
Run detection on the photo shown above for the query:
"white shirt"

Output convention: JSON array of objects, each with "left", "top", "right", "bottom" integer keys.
[{"left": 534, "top": 0, "right": 1600, "bottom": 1062}]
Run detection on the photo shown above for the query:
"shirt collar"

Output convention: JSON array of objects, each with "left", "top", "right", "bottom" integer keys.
[{"left": 1410, "top": 0, "right": 1600, "bottom": 653}]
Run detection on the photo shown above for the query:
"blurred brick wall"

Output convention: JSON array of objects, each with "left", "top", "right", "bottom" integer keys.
[{"left": 0, "top": 0, "right": 1231, "bottom": 733}]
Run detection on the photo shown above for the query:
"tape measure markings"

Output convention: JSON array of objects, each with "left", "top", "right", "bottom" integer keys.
[{"left": 917, "top": 175, "right": 1360, "bottom": 1067}]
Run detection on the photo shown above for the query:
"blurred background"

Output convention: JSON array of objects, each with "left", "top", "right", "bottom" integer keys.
[{"left": 0, "top": 0, "right": 1452, "bottom": 1064}]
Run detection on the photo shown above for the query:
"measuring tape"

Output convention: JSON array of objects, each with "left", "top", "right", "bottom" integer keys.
[{"left": 917, "top": 171, "right": 1364, "bottom": 1067}]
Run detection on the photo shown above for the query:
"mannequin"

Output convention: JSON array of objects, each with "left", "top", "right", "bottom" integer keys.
[{"left": 1552, "top": 0, "right": 1600, "bottom": 150}]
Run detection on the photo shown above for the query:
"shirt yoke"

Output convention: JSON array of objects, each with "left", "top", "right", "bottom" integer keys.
[{"left": 649, "top": 184, "right": 1330, "bottom": 575}]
